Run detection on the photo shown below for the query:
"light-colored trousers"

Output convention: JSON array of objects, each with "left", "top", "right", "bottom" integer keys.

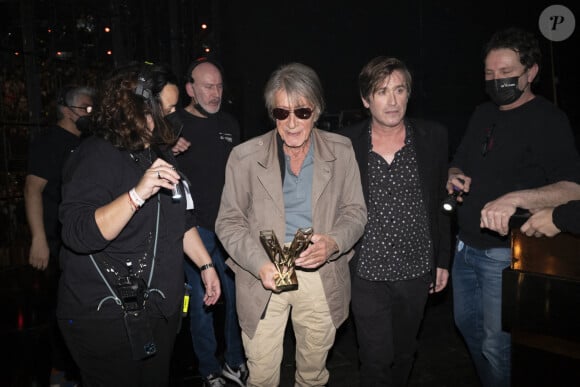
[{"left": 242, "top": 270, "right": 336, "bottom": 387}]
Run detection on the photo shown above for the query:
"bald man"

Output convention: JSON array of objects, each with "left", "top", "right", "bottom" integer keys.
[{"left": 173, "top": 58, "right": 247, "bottom": 387}]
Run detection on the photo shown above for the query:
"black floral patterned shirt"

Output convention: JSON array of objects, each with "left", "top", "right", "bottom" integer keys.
[{"left": 357, "top": 126, "right": 431, "bottom": 281}]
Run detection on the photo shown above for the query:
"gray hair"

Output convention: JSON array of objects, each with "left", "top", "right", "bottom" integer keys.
[
  {"left": 264, "top": 62, "right": 325, "bottom": 121},
  {"left": 56, "top": 85, "right": 95, "bottom": 120}
]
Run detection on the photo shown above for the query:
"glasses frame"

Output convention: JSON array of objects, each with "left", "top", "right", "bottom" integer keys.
[
  {"left": 272, "top": 107, "right": 313, "bottom": 121},
  {"left": 68, "top": 105, "right": 93, "bottom": 114}
]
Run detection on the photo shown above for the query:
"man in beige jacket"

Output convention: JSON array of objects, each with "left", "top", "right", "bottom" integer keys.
[{"left": 216, "top": 62, "right": 366, "bottom": 387}]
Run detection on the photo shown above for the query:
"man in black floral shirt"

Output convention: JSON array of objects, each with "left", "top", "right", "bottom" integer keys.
[{"left": 339, "top": 56, "right": 451, "bottom": 386}]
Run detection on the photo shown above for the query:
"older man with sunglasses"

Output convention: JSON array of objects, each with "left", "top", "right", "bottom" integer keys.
[{"left": 216, "top": 62, "right": 367, "bottom": 387}]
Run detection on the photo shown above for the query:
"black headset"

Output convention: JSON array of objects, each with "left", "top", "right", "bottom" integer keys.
[
  {"left": 134, "top": 71, "right": 153, "bottom": 103},
  {"left": 56, "top": 84, "right": 79, "bottom": 107}
]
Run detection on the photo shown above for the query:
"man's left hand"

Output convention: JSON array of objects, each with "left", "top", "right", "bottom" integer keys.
[{"left": 295, "top": 234, "right": 338, "bottom": 269}]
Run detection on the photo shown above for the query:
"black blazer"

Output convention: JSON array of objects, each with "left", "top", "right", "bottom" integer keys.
[{"left": 338, "top": 117, "right": 451, "bottom": 274}]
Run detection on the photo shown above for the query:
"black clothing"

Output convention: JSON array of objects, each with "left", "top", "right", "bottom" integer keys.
[
  {"left": 339, "top": 118, "right": 451, "bottom": 275},
  {"left": 358, "top": 126, "right": 431, "bottom": 281},
  {"left": 175, "top": 108, "right": 245, "bottom": 378},
  {"left": 352, "top": 274, "right": 430, "bottom": 386},
  {"left": 59, "top": 310, "right": 180, "bottom": 386},
  {"left": 339, "top": 117, "right": 450, "bottom": 386},
  {"left": 58, "top": 135, "right": 197, "bottom": 385},
  {"left": 58, "top": 136, "right": 196, "bottom": 320},
  {"left": 27, "top": 125, "right": 80, "bottom": 256},
  {"left": 451, "top": 96, "right": 580, "bottom": 249},
  {"left": 553, "top": 200, "right": 580, "bottom": 235},
  {"left": 176, "top": 109, "right": 240, "bottom": 231},
  {"left": 27, "top": 125, "right": 81, "bottom": 378}
]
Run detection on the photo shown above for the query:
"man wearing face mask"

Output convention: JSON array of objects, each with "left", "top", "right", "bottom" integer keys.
[
  {"left": 24, "top": 84, "right": 94, "bottom": 386},
  {"left": 446, "top": 27, "right": 580, "bottom": 387},
  {"left": 171, "top": 57, "right": 247, "bottom": 387}
]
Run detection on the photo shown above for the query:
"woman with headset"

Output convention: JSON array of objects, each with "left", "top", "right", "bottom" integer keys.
[{"left": 57, "top": 62, "right": 220, "bottom": 386}]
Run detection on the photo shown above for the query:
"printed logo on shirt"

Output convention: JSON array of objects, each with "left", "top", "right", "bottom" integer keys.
[{"left": 219, "top": 132, "right": 233, "bottom": 143}]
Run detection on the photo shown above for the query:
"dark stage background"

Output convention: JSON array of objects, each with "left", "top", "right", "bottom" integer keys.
[
  {"left": 0, "top": 2, "right": 578, "bottom": 384},
  {"left": 1, "top": 0, "right": 578, "bottom": 154},
  {"left": 218, "top": 0, "right": 579, "bottom": 153}
]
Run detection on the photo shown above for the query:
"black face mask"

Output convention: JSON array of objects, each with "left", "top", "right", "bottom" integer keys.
[
  {"left": 193, "top": 103, "right": 218, "bottom": 118},
  {"left": 165, "top": 111, "right": 184, "bottom": 136},
  {"left": 75, "top": 115, "right": 93, "bottom": 133},
  {"left": 485, "top": 74, "right": 526, "bottom": 106}
]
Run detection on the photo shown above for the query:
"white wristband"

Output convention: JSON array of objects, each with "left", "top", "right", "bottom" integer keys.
[{"left": 129, "top": 188, "right": 145, "bottom": 207}]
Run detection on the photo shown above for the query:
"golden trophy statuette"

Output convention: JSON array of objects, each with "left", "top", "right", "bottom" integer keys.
[{"left": 259, "top": 227, "right": 313, "bottom": 292}]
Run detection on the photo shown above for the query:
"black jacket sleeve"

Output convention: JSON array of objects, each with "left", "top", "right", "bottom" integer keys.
[{"left": 552, "top": 200, "right": 580, "bottom": 235}]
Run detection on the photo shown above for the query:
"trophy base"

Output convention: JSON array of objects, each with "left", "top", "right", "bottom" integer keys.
[{"left": 276, "top": 283, "right": 299, "bottom": 292}]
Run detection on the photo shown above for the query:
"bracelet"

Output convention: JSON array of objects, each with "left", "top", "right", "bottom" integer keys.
[
  {"left": 129, "top": 188, "right": 145, "bottom": 207},
  {"left": 200, "top": 263, "right": 214, "bottom": 271},
  {"left": 127, "top": 192, "right": 139, "bottom": 212}
]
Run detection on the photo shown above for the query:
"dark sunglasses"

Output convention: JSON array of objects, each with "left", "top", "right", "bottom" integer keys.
[
  {"left": 272, "top": 107, "right": 313, "bottom": 120},
  {"left": 68, "top": 105, "right": 93, "bottom": 114},
  {"left": 481, "top": 123, "right": 495, "bottom": 157}
]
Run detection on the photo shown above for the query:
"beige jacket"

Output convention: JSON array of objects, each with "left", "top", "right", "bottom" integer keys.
[{"left": 215, "top": 129, "right": 367, "bottom": 338}]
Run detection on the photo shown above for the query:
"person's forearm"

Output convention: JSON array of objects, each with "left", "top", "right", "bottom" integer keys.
[
  {"left": 24, "top": 181, "right": 46, "bottom": 241},
  {"left": 505, "top": 181, "right": 580, "bottom": 210},
  {"left": 94, "top": 192, "right": 137, "bottom": 240},
  {"left": 183, "top": 228, "right": 213, "bottom": 267}
]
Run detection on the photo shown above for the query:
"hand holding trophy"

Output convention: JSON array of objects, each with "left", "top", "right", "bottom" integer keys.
[{"left": 259, "top": 227, "right": 313, "bottom": 291}]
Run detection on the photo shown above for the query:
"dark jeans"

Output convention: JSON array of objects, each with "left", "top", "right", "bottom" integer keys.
[
  {"left": 183, "top": 227, "right": 245, "bottom": 378},
  {"left": 58, "top": 310, "right": 180, "bottom": 387},
  {"left": 452, "top": 239, "right": 511, "bottom": 387},
  {"left": 351, "top": 274, "right": 430, "bottom": 387}
]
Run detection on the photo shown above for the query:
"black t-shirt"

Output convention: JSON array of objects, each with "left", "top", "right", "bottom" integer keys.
[
  {"left": 175, "top": 108, "right": 240, "bottom": 231},
  {"left": 451, "top": 96, "right": 580, "bottom": 249},
  {"left": 27, "top": 125, "right": 80, "bottom": 253},
  {"left": 58, "top": 136, "right": 196, "bottom": 320}
]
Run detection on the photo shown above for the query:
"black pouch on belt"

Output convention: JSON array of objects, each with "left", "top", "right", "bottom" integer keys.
[
  {"left": 123, "top": 309, "right": 157, "bottom": 360},
  {"left": 116, "top": 276, "right": 157, "bottom": 360}
]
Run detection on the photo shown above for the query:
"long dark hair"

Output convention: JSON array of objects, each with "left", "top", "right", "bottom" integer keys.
[{"left": 93, "top": 62, "right": 178, "bottom": 151}]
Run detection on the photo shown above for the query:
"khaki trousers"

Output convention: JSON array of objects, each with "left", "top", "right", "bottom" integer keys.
[{"left": 242, "top": 270, "right": 336, "bottom": 387}]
